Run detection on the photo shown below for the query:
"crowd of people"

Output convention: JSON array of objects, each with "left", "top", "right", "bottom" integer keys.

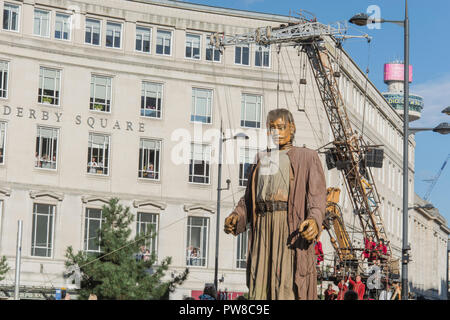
[{"left": 322, "top": 276, "right": 402, "bottom": 300}]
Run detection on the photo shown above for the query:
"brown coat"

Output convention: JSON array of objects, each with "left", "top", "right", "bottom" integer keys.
[{"left": 231, "top": 146, "right": 327, "bottom": 300}]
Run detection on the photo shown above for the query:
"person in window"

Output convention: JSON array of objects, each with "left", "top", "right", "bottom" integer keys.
[
  {"left": 35, "top": 152, "right": 41, "bottom": 168},
  {"left": 51, "top": 155, "right": 57, "bottom": 169},
  {"left": 190, "top": 247, "right": 199, "bottom": 266},
  {"left": 136, "top": 245, "right": 146, "bottom": 261},
  {"left": 88, "top": 157, "right": 98, "bottom": 173},
  {"left": 147, "top": 163, "right": 155, "bottom": 179},
  {"left": 187, "top": 245, "right": 193, "bottom": 265},
  {"left": 143, "top": 249, "right": 151, "bottom": 262},
  {"left": 42, "top": 154, "right": 51, "bottom": 169},
  {"left": 97, "top": 159, "right": 104, "bottom": 173}
]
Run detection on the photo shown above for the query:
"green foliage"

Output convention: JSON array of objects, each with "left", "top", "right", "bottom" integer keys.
[
  {"left": 65, "top": 198, "right": 188, "bottom": 300},
  {"left": 0, "top": 256, "right": 10, "bottom": 282}
]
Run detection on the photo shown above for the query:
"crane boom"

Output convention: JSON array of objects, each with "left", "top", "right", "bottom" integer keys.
[
  {"left": 423, "top": 153, "right": 450, "bottom": 201},
  {"left": 211, "top": 14, "right": 398, "bottom": 279}
]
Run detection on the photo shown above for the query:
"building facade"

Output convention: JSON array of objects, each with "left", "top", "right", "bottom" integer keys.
[
  {"left": 408, "top": 194, "right": 449, "bottom": 300},
  {"left": 0, "top": 0, "right": 437, "bottom": 299}
]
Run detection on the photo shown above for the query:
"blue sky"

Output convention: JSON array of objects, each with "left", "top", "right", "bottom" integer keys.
[{"left": 180, "top": 0, "right": 450, "bottom": 223}]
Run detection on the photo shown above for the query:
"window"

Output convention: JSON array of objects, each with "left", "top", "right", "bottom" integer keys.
[
  {"left": 138, "top": 139, "right": 161, "bottom": 180},
  {"left": 236, "top": 229, "right": 250, "bottom": 269},
  {"left": 0, "top": 61, "right": 8, "bottom": 98},
  {"left": 191, "top": 88, "right": 212, "bottom": 123},
  {"left": 136, "top": 26, "right": 151, "bottom": 53},
  {"left": 205, "top": 43, "right": 220, "bottom": 62},
  {"left": 239, "top": 148, "right": 258, "bottom": 186},
  {"left": 241, "top": 94, "right": 262, "bottom": 128},
  {"left": 85, "top": 18, "right": 101, "bottom": 45},
  {"left": 136, "top": 212, "right": 158, "bottom": 254},
  {"left": 38, "top": 67, "right": 61, "bottom": 105},
  {"left": 35, "top": 126, "right": 58, "bottom": 170},
  {"left": 106, "top": 21, "right": 122, "bottom": 48},
  {"left": 186, "top": 216, "right": 208, "bottom": 267},
  {"left": 31, "top": 203, "right": 55, "bottom": 257},
  {"left": 255, "top": 45, "right": 270, "bottom": 67},
  {"left": 185, "top": 33, "right": 200, "bottom": 59},
  {"left": 55, "top": 13, "right": 71, "bottom": 40},
  {"left": 141, "top": 82, "right": 162, "bottom": 118},
  {"left": 84, "top": 208, "right": 103, "bottom": 253},
  {"left": 0, "top": 122, "right": 6, "bottom": 164},
  {"left": 90, "top": 75, "right": 112, "bottom": 112},
  {"left": 87, "top": 133, "right": 110, "bottom": 175},
  {"left": 33, "top": 9, "right": 50, "bottom": 37},
  {"left": 156, "top": 29, "right": 172, "bottom": 55},
  {"left": 235, "top": 45, "right": 250, "bottom": 66},
  {"left": 189, "top": 143, "right": 211, "bottom": 184},
  {"left": 3, "top": 3, "right": 19, "bottom": 31}
]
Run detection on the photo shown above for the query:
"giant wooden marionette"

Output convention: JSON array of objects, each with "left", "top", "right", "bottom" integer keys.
[{"left": 224, "top": 108, "right": 327, "bottom": 300}]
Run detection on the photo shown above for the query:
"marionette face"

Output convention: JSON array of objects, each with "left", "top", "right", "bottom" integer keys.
[{"left": 268, "top": 117, "right": 294, "bottom": 148}]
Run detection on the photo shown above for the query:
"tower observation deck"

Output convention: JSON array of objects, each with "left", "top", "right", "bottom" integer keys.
[{"left": 382, "top": 61, "right": 423, "bottom": 122}]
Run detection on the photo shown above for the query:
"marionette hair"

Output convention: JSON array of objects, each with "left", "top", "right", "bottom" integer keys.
[{"left": 266, "top": 108, "right": 296, "bottom": 143}]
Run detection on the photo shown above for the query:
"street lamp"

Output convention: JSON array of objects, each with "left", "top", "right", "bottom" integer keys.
[
  {"left": 409, "top": 122, "right": 450, "bottom": 135},
  {"left": 407, "top": 204, "right": 434, "bottom": 210},
  {"left": 214, "top": 122, "right": 249, "bottom": 291},
  {"left": 350, "top": 0, "right": 411, "bottom": 300}
]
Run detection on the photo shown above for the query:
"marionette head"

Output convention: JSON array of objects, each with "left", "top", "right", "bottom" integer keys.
[{"left": 266, "top": 108, "right": 296, "bottom": 149}]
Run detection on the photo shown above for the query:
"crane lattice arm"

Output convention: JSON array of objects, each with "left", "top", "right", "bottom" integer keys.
[{"left": 423, "top": 153, "right": 449, "bottom": 201}]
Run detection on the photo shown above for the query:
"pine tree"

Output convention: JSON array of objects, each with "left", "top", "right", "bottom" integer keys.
[
  {"left": 0, "top": 256, "right": 10, "bottom": 282},
  {"left": 65, "top": 198, "right": 188, "bottom": 300}
]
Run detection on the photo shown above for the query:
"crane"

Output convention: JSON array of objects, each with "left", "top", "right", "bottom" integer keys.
[
  {"left": 423, "top": 153, "right": 450, "bottom": 201},
  {"left": 211, "top": 12, "right": 399, "bottom": 282}
]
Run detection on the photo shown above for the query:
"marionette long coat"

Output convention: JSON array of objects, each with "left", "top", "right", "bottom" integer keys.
[{"left": 231, "top": 146, "right": 327, "bottom": 300}]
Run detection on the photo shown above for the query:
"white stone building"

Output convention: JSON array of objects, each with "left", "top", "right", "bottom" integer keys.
[
  {"left": 0, "top": 0, "right": 444, "bottom": 300},
  {"left": 408, "top": 194, "right": 449, "bottom": 300}
]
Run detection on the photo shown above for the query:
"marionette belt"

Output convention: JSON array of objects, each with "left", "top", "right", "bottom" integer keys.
[{"left": 256, "top": 201, "right": 288, "bottom": 213}]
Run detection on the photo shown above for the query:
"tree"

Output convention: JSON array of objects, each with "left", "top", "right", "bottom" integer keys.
[
  {"left": 65, "top": 198, "right": 188, "bottom": 300},
  {"left": 0, "top": 256, "right": 10, "bottom": 282}
]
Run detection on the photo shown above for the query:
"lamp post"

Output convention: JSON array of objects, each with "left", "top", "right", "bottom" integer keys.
[
  {"left": 350, "top": 0, "right": 410, "bottom": 299},
  {"left": 214, "top": 121, "right": 249, "bottom": 291},
  {"left": 407, "top": 204, "right": 434, "bottom": 210},
  {"left": 409, "top": 122, "right": 450, "bottom": 135}
]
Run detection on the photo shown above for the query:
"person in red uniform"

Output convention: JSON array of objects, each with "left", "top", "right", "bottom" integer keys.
[
  {"left": 376, "top": 239, "right": 388, "bottom": 262},
  {"left": 337, "top": 278, "right": 348, "bottom": 300},
  {"left": 315, "top": 240, "right": 324, "bottom": 265},
  {"left": 348, "top": 275, "right": 365, "bottom": 300},
  {"left": 363, "top": 236, "right": 376, "bottom": 262}
]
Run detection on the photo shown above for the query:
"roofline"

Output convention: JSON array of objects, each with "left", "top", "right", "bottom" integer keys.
[{"left": 131, "top": 0, "right": 295, "bottom": 23}]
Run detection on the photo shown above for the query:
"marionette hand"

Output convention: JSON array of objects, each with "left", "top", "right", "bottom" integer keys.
[
  {"left": 224, "top": 213, "right": 239, "bottom": 236},
  {"left": 299, "top": 218, "right": 319, "bottom": 241}
]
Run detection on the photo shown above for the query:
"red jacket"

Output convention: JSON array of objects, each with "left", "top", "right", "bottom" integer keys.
[
  {"left": 337, "top": 282, "right": 348, "bottom": 300},
  {"left": 348, "top": 276, "right": 365, "bottom": 300},
  {"left": 376, "top": 243, "right": 387, "bottom": 255},
  {"left": 315, "top": 241, "right": 324, "bottom": 265},
  {"left": 363, "top": 238, "right": 376, "bottom": 259}
]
